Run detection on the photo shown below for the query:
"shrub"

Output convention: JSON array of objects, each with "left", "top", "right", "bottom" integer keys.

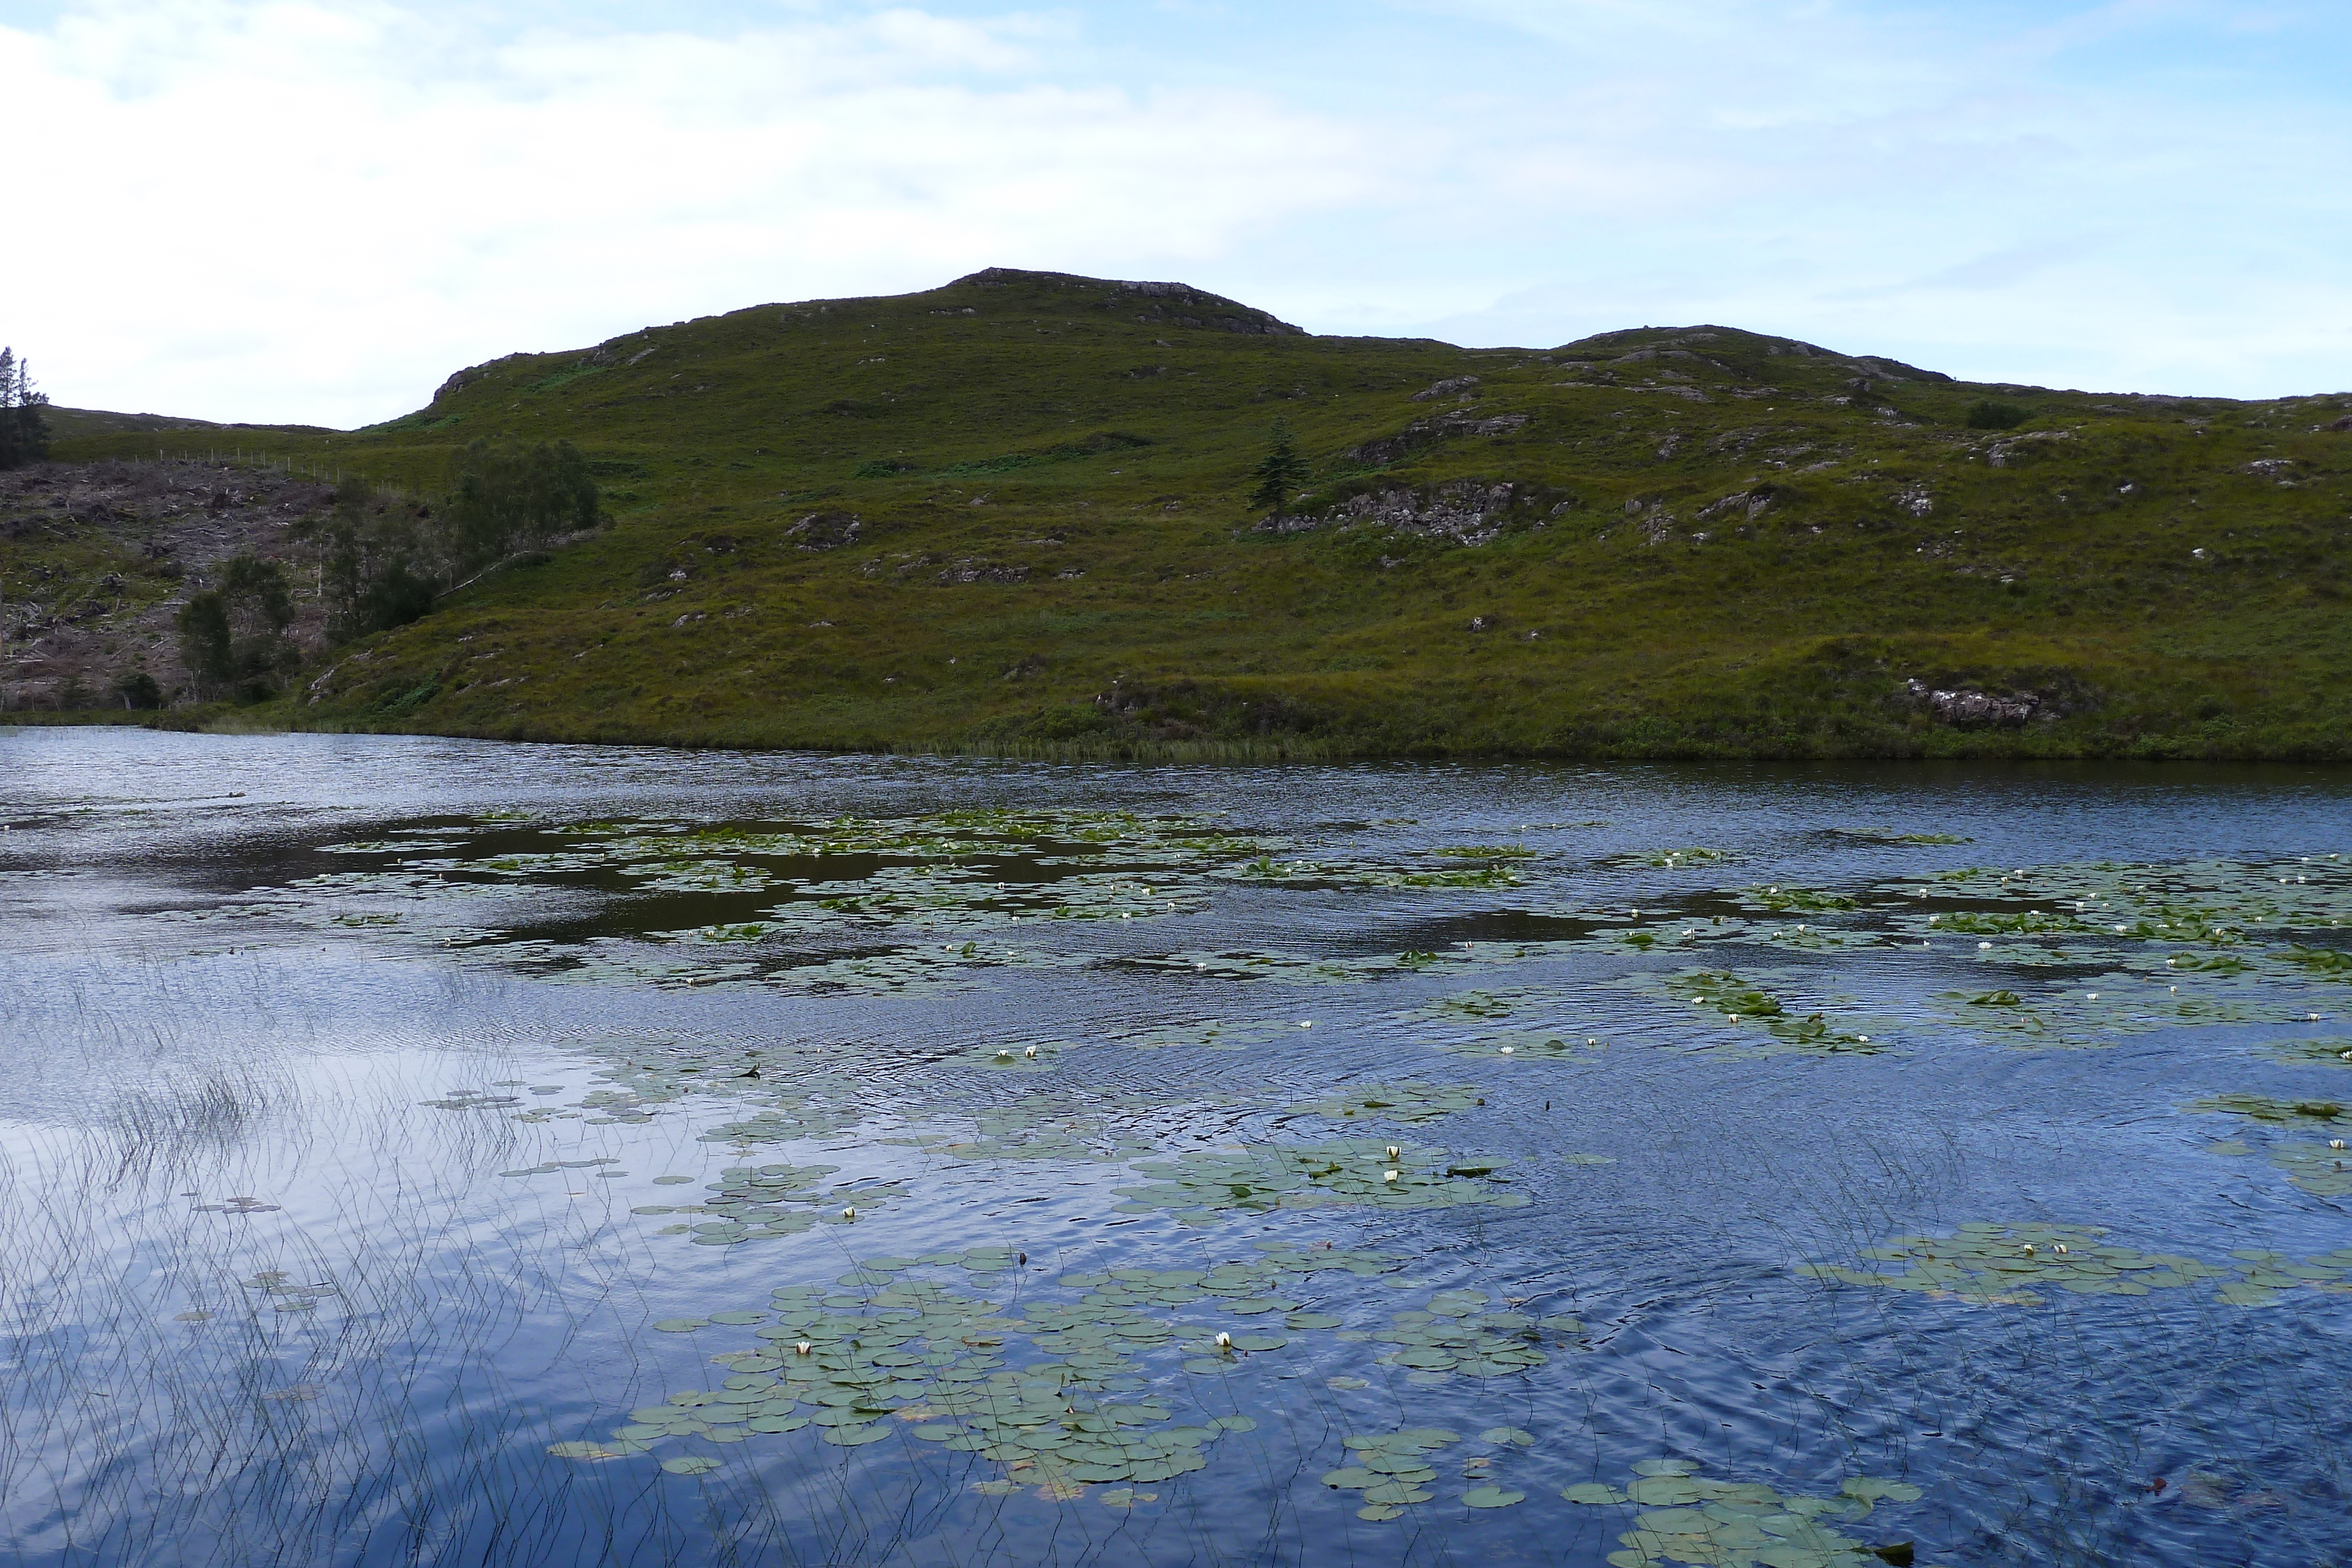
[{"left": 1966, "top": 400, "right": 2031, "bottom": 430}]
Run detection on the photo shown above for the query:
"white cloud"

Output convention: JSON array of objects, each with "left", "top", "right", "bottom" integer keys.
[
  {"left": 9, "top": 2, "right": 1372, "bottom": 423},
  {"left": 7, "top": 0, "right": 2348, "bottom": 423}
]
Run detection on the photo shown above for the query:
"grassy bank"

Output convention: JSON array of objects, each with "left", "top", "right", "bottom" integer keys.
[{"left": 19, "top": 267, "right": 2352, "bottom": 758}]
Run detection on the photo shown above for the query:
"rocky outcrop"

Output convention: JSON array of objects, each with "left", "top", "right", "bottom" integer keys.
[
  {"left": 1905, "top": 678, "right": 2043, "bottom": 727},
  {"left": 1343, "top": 410, "right": 1531, "bottom": 467},
  {"left": 580, "top": 338, "right": 657, "bottom": 370},
  {"left": 938, "top": 559, "right": 1030, "bottom": 584},
  {"left": 1411, "top": 376, "right": 1481, "bottom": 402},
  {"left": 1696, "top": 488, "right": 1779, "bottom": 523},
  {"left": 1259, "top": 478, "right": 1563, "bottom": 549},
  {"left": 430, "top": 353, "right": 531, "bottom": 403},
  {"left": 1984, "top": 431, "right": 2073, "bottom": 468},
  {"left": 785, "top": 511, "right": 861, "bottom": 550},
  {"left": 1113, "top": 280, "right": 1302, "bottom": 336}
]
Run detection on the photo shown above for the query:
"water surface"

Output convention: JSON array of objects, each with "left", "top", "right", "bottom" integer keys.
[{"left": 4, "top": 728, "right": 2349, "bottom": 1567}]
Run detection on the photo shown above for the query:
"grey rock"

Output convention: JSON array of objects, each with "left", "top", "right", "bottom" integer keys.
[{"left": 786, "top": 512, "right": 861, "bottom": 551}]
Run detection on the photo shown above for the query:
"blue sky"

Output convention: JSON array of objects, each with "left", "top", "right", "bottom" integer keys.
[{"left": 6, "top": 1, "right": 2347, "bottom": 424}]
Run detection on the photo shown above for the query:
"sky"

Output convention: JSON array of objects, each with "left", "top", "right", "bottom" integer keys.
[{"left": 6, "top": 0, "right": 2348, "bottom": 426}]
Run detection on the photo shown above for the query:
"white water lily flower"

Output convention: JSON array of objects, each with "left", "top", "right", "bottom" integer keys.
[
  {"left": 1214, "top": 1332, "right": 1232, "bottom": 1350},
  {"left": 1383, "top": 1171, "right": 1399, "bottom": 1183},
  {"left": 841, "top": 1206, "right": 856, "bottom": 1221},
  {"left": 1023, "top": 1045, "right": 1038, "bottom": 1059},
  {"left": 1385, "top": 1146, "right": 1402, "bottom": 1161},
  {"left": 796, "top": 1341, "right": 813, "bottom": 1356}
]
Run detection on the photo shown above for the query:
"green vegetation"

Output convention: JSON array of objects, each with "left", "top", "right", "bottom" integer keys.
[
  {"left": 0, "top": 347, "right": 49, "bottom": 469},
  {"left": 28, "top": 265, "right": 2352, "bottom": 756},
  {"left": 175, "top": 553, "right": 295, "bottom": 700},
  {"left": 1965, "top": 399, "right": 2032, "bottom": 431},
  {"left": 1802, "top": 1222, "right": 2352, "bottom": 1308},
  {"left": 1563, "top": 1461, "right": 1923, "bottom": 1568},
  {"left": 1247, "top": 417, "right": 1311, "bottom": 510}
]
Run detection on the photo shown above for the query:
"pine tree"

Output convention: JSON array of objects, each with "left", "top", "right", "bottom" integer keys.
[
  {"left": 0, "top": 348, "right": 52, "bottom": 470},
  {"left": 1247, "top": 418, "right": 1311, "bottom": 513}
]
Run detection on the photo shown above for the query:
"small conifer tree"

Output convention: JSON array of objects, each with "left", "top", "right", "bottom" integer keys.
[
  {"left": 0, "top": 348, "right": 52, "bottom": 470},
  {"left": 1247, "top": 418, "right": 1311, "bottom": 513}
]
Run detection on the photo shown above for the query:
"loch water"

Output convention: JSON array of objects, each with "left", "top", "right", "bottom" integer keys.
[{"left": 3, "top": 727, "right": 2350, "bottom": 1568}]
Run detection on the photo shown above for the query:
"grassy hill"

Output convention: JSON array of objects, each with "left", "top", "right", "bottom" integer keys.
[{"left": 21, "top": 266, "right": 2352, "bottom": 758}]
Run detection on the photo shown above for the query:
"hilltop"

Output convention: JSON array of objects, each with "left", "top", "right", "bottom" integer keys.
[{"left": 8, "top": 266, "right": 2350, "bottom": 758}]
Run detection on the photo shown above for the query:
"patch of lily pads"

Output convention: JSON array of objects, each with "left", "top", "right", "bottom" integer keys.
[
  {"left": 1938, "top": 963, "right": 2326, "bottom": 1049},
  {"left": 1318, "top": 1426, "right": 1461, "bottom": 1519},
  {"left": 2263, "top": 1037, "right": 2352, "bottom": 1068},
  {"left": 1117, "top": 1019, "right": 1285, "bottom": 1052},
  {"left": 554, "top": 1256, "right": 1301, "bottom": 1495},
  {"left": 918, "top": 1098, "right": 1164, "bottom": 1164},
  {"left": 2267, "top": 1142, "right": 2352, "bottom": 1197},
  {"left": 1302, "top": 1081, "right": 1486, "bottom": 1123},
  {"left": 1363, "top": 1287, "right": 1574, "bottom": 1380},
  {"left": 2189, "top": 1092, "right": 2344, "bottom": 1125},
  {"left": 258, "top": 804, "right": 1322, "bottom": 979},
  {"left": 1800, "top": 1222, "right": 2352, "bottom": 1307},
  {"left": 1112, "top": 1139, "right": 1529, "bottom": 1225},
  {"left": 1218, "top": 854, "right": 1526, "bottom": 890},
  {"left": 1438, "top": 1032, "right": 1608, "bottom": 1061},
  {"left": 959, "top": 1041, "right": 1067, "bottom": 1072},
  {"left": 629, "top": 1162, "right": 911, "bottom": 1246},
  {"left": 1319, "top": 1420, "right": 1549, "bottom": 1521},
  {"left": 1620, "top": 969, "right": 1886, "bottom": 1056},
  {"left": 1564, "top": 1460, "right": 1924, "bottom": 1568},
  {"left": 1895, "top": 855, "right": 2352, "bottom": 948},
  {"left": 1399, "top": 988, "right": 1610, "bottom": 1058},
  {"left": 1581, "top": 918, "right": 1755, "bottom": 956},
  {"left": 1617, "top": 847, "right": 1732, "bottom": 870}
]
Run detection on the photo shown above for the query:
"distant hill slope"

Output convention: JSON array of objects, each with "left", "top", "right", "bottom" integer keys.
[{"left": 18, "top": 266, "right": 2352, "bottom": 757}]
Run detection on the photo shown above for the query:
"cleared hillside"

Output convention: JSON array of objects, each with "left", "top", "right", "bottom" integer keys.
[{"left": 18, "top": 266, "right": 2352, "bottom": 757}]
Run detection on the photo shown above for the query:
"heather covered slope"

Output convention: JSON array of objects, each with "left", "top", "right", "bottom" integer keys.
[{"left": 26, "top": 266, "right": 2352, "bottom": 757}]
